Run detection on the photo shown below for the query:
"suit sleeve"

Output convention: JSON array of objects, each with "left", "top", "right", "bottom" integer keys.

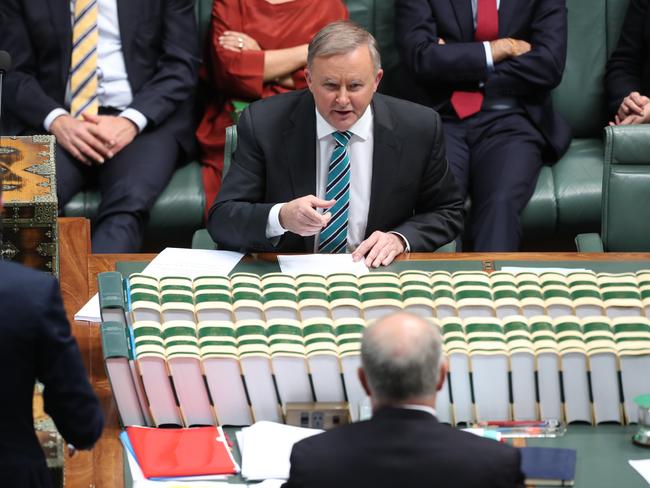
[
  {"left": 37, "top": 278, "right": 103, "bottom": 450},
  {"left": 0, "top": 0, "right": 64, "bottom": 131},
  {"left": 395, "top": 0, "right": 489, "bottom": 85},
  {"left": 391, "top": 111, "right": 465, "bottom": 250},
  {"left": 605, "top": 0, "right": 648, "bottom": 117},
  {"left": 483, "top": 0, "right": 567, "bottom": 97},
  {"left": 282, "top": 444, "right": 308, "bottom": 488},
  {"left": 207, "top": 105, "right": 278, "bottom": 251},
  {"left": 128, "top": 0, "right": 200, "bottom": 127}
]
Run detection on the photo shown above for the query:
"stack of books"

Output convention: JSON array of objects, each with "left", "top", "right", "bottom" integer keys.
[{"left": 99, "top": 269, "right": 650, "bottom": 427}]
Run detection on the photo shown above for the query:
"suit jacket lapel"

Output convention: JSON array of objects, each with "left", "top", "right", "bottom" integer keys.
[
  {"left": 449, "top": 0, "right": 474, "bottom": 40},
  {"left": 283, "top": 91, "right": 318, "bottom": 251},
  {"left": 116, "top": 0, "right": 137, "bottom": 63},
  {"left": 365, "top": 96, "right": 402, "bottom": 239},
  {"left": 48, "top": 0, "right": 72, "bottom": 88},
  {"left": 497, "top": 0, "right": 517, "bottom": 36}
]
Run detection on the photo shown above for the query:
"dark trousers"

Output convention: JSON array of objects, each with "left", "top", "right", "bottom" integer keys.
[
  {"left": 56, "top": 126, "right": 179, "bottom": 253},
  {"left": 442, "top": 109, "right": 545, "bottom": 252}
]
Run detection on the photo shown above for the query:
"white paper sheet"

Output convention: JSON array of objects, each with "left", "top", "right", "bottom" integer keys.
[
  {"left": 239, "top": 421, "right": 323, "bottom": 481},
  {"left": 630, "top": 459, "right": 650, "bottom": 485},
  {"left": 142, "top": 247, "right": 244, "bottom": 279},
  {"left": 277, "top": 253, "right": 368, "bottom": 276},
  {"left": 501, "top": 266, "right": 589, "bottom": 275},
  {"left": 74, "top": 248, "right": 244, "bottom": 323}
]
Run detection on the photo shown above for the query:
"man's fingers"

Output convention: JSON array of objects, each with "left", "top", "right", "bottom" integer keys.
[
  {"left": 81, "top": 112, "right": 100, "bottom": 124},
  {"left": 353, "top": 233, "right": 379, "bottom": 260},
  {"left": 74, "top": 137, "right": 105, "bottom": 164},
  {"left": 79, "top": 129, "right": 112, "bottom": 158},
  {"left": 381, "top": 250, "right": 399, "bottom": 267},
  {"left": 624, "top": 97, "right": 644, "bottom": 115},
  {"left": 309, "top": 196, "right": 336, "bottom": 210},
  {"left": 369, "top": 245, "right": 391, "bottom": 268}
]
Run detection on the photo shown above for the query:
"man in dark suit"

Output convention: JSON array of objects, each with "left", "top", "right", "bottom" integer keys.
[
  {"left": 0, "top": 0, "right": 199, "bottom": 253},
  {"left": 208, "top": 21, "right": 464, "bottom": 267},
  {"left": 0, "top": 193, "right": 103, "bottom": 485},
  {"left": 606, "top": 0, "right": 650, "bottom": 125},
  {"left": 283, "top": 312, "right": 524, "bottom": 488},
  {"left": 395, "top": 0, "right": 571, "bottom": 251}
]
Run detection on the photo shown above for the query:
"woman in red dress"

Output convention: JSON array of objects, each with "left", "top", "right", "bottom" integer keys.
[{"left": 196, "top": 0, "right": 348, "bottom": 215}]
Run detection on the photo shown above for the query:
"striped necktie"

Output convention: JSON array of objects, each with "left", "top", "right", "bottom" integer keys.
[
  {"left": 70, "top": 0, "right": 99, "bottom": 118},
  {"left": 318, "top": 131, "right": 352, "bottom": 254}
]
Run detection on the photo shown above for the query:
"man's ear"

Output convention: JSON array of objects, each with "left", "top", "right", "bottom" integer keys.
[
  {"left": 358, "top": 367, "right": 372, "bottom": 396},
  {"left": 373, "top": 68, "right": 384, "bottom": 92},
  {"left": 436, "top": 359, "right": 448, "bottom": 392},
  {"left": 305, "top": 69, "right": 313, "bottom": 90}
]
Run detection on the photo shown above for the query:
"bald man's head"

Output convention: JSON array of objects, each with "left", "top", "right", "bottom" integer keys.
[{"left": 360, "top": 312, "right": 443, "bottom": 404}]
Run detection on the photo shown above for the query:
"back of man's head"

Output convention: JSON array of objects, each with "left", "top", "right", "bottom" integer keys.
[
  {"left": 307, "top": 20, "right": 381, "bottom": 73},
  {"left": 361, "top": 312, "right": 443, "bottom": 405}
]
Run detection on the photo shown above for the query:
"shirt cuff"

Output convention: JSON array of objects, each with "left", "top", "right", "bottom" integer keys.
[
  {"left": 119, "top": 108, "right": 148, "bottom": 133},
  {"left": 483, "top": 41, "right": 495, "bottom": 72},
  {"left": 389, "top": 231, "right": 410, "bottom": 253},
  {"left": 266, "top": 202, "right": 288, "bottom": 239},
  {"left": 44, "top": 108, "right": 69, "bottom": 132}
]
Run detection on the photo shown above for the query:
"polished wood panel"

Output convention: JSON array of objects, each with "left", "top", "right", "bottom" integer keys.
[{"left": 56, "top": 232, "right": 650, "bottom": 488}]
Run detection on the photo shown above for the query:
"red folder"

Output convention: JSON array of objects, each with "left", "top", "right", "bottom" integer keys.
[{"left": 126, "top": 426, "right": 238, "bottom": 478}]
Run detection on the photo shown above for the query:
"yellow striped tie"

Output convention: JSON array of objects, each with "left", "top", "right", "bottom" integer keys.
[{"left": 70, "top": 0, "right": 99, "bottom": 118}]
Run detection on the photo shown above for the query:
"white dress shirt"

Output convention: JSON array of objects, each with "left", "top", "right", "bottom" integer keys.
[
  {"left": 44, "top": 0, "right": 147, "bottom": 132},
  {"left": 266, "top": 106, "right": 411, "bottom": 252}
]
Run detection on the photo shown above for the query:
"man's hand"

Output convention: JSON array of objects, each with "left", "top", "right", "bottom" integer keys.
[
  {"left": 352, "top": 231, "right": 405, "bottom": 268},
  {"left": 82, "top": 114, "right": 138, "bottom": 156},
  {"left": 50, "top": 114, "right": 111, "bottom": 165},
  {"left": 278, "top": 195, "right": 334, "bottom": 236},
  {"left": 490, "top": 38, "right": 531, "bottom": 63},
  {"left": 613, "top": 91, "right": 650, "bottom": 125}
]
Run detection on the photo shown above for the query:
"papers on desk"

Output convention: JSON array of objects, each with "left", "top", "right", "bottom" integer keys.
[
  {"left": 630, "top": 459, "right": 650, "bottom": 485},
  {"left": 238, "top": 421, "right": 322, "bottom": 481},
  {"left": 73, "top": 248, "right": 244, "bottom": 323},
  {"left": 277, "top": 253, "right": 369, "bottom": 276}
]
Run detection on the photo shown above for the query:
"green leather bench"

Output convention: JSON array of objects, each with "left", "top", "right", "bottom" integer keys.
[{"left": 64, "top": 0, "right": 642, "bottom": 251}]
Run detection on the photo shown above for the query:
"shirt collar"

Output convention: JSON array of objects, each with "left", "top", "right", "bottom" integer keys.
[
  {"left": 315, "top": 103, "right": 373, "bottom": 142},
  {"left": 399, "top": 404, "right": 437, "bottom": 417}
]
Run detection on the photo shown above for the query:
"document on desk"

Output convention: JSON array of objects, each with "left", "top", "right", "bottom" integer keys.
[
  {"left": 278, "top": 253, "right": 369, "bottom": 276},
  {"left": 238, "top": 421, "right": 323, "bottom": 481},
  {"left": 74, "top": 248, "right": 244, "bottom": 323},
  {"left": 629, "top": 459, "right": 650, "bottom": 485}
]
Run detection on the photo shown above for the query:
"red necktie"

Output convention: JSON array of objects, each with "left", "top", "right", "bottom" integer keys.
[{"left": 451, "top": 0, "right": 499, "bottom": 119}]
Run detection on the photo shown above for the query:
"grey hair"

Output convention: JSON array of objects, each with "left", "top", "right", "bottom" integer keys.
[
  {"left": 307, "top": 20, "right": 381, "bottom": 73},
  {"left": 361, "top": 313, "right": 443, "bottom": 402}
]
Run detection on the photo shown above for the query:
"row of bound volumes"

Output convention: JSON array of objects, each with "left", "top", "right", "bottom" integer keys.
[{"left": 97, "top": 271, "right": 650, "bottom": 428}]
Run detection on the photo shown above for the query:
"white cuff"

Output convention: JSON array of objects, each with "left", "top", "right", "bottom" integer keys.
[
  {"left": 266, "top": 203, "right": 288, "bottom": 239},
  {"left": 44, "top": 108, "right": 69, "bottom": 132},
  {"left": 389, "top": 231, "right": 410, "bottom": 253},
  {"left": 119, "top": 108, "right": 148, "bottom": 133},
  {"left": 483, "top": 41, "right": 495, "bottom": 72}
]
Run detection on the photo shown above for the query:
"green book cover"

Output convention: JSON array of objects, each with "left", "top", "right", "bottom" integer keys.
[
  {"left": 101, "top": 321, "right": 133, "bottom": 360},
  {"left": 99, "top": 272, "right": 127, "bottom": 324}
]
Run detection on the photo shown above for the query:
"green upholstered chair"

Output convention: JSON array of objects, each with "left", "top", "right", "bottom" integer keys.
[
  {"left": 62, "top": 0, "right": 213, "bottom": 250},
  {"left": 576, "top": 125, "right": 650, "bottom": 252},
  {"left": 345, "top": 0, "right": 641, "bottom": 249}
]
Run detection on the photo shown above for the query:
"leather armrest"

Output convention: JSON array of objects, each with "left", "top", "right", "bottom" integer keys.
[
  {"left": 605, "top": 125, "right": 650, "bottom": 165},
  {"left": 575, "top": 233, "right": 604, "bottom": 252}
]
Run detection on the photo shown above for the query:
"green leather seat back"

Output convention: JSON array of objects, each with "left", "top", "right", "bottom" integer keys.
[{"left": 602, "top": 126, "right": 650, "bottom": 251}]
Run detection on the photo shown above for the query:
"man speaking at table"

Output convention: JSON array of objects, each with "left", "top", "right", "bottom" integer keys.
[{"left": 207, "top": 21, "right": 464, "bottom": 267}]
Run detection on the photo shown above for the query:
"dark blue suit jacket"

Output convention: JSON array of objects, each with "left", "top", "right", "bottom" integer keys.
[
  {"left": 0, "top": 261, "right": 103, "bottom": 487},
  {"left": 606, "top": 0, "right": 650, "bottom": 118},
  {"left": 0, "top": 0, "right": 199, "bottom": 152},
  {"left": 395, "top": 0, "right": 571, "bottom": 161},
  {"left": 283, "top": 407, "right": 524, "bottom": 488}
]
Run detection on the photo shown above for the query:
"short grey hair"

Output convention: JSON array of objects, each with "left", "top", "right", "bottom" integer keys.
[
  {"left": 307, "top": 20, "right": 381, "bottom": 73},
  {"left": 361, "top": 313, "right": 443, "bottom": 402}
]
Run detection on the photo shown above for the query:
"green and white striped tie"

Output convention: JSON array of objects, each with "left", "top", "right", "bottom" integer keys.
[{"left": 319, "top": 131, "right": 352, "bottom": 254}]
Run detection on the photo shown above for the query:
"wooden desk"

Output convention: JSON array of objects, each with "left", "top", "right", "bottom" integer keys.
[{"left": 57, "top": 218, "right": 650, "bottom": 488}]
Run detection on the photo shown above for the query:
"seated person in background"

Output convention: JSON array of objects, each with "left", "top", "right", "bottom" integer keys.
[
  {"left": 606, "top": 0, "right": 650, "bottom": 125},
  {"left": 0, "top": 0, "right": 199, "bottom": 253},
  {"left": 283, "top": 312, "right": 524, "bottom": 488},
  {"left": 208, "top": 21, "right": 464, "bottom": 267},
  {"left": 0, "top": 197, "right": 104, "bottom": 486},
  {"left": 395, "top": 0, "right": 571, "bottom": 251},
  {"left": 196, "top": 0, "right": 348, "bottom": 214}
]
